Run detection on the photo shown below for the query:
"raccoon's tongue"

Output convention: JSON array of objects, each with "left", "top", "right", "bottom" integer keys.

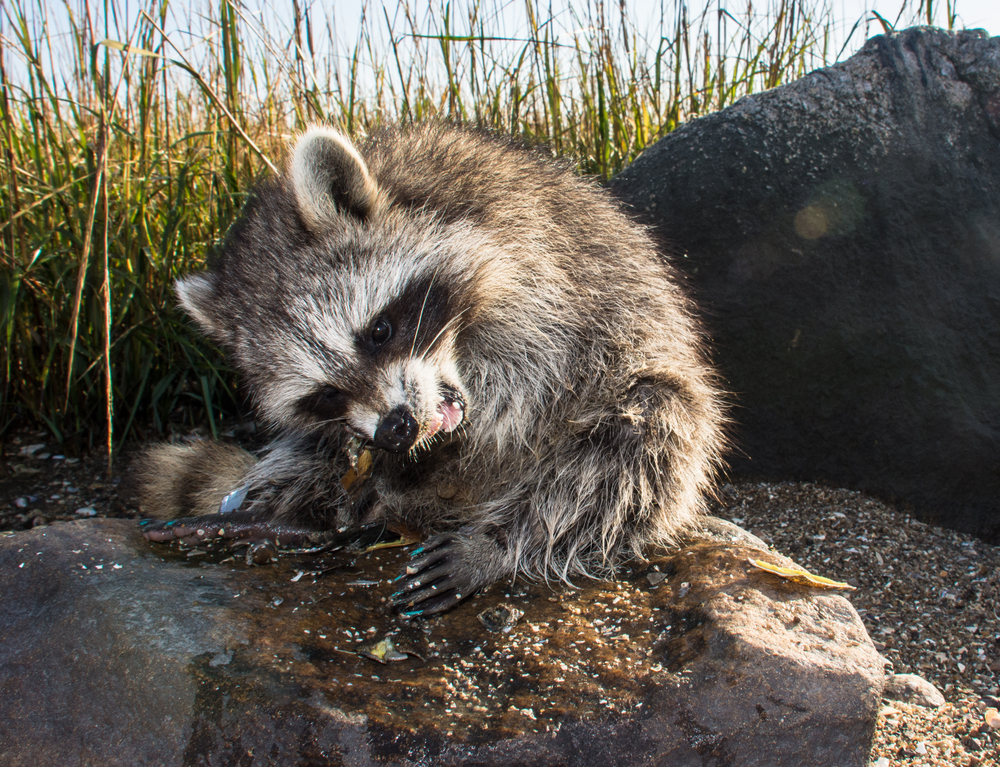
[
  {"left": 439, "top": 399, "right": 464, "bottom": 432},
  {"left": 427, "top": 399, "right": 464, "bottom": 437}
]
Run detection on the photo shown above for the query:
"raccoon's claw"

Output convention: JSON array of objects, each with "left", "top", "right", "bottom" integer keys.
[
  {"left": 390, "top": 533, "right": 477, "bottom": 616},
  {"left": 140, "top": 514, "right": 312, "bottom": 546}
]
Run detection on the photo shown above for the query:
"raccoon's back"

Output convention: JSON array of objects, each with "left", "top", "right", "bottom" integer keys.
[{"left": 364, "top": 126, "right": 655, "bottom": 268}]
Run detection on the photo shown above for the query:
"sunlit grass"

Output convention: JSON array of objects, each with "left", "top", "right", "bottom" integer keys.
[{"left": 0, "top": 0, "right": 961, "bottom": 461}]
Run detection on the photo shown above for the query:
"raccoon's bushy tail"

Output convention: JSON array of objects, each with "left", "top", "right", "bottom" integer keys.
[{"left": 135, "top": 441, "right": 257, "bottom": 519}]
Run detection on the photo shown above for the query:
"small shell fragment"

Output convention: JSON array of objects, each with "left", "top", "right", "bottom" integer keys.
[
  {"left": 359, "top": 636, "right": 420, "bottom": 664},
  {"left": 245, "top": 540, "right": 277, "bottom": 566},
  {"left": 985, "top": 707, "right": 1000, "bottom": 729},
  {"left": 219, "top": 484, "right": 249, "bottom": 514},
  {"left": 749, "top": 558, "right": 856, "bottom": 590},
  {"left": 646, "top": 571, "right": 667, "bottom": 586},
  {"left": 478, "top": 603, "right": 524, "bottom": 632}
]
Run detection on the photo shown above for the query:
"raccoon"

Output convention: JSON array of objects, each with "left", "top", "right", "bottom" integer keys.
[{"left": 138, "top": 124, "right": 726, "bottom": 616}]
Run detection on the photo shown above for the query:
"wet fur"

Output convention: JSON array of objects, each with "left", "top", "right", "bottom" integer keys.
[{"left": 138, "top": 124, "right": 726, "bottom": 614}]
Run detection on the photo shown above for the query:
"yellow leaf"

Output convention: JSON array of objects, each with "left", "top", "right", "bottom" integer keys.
[
  {"left": 749, "top": 558, "right": 856, "bottom": 591},
  {"left": 98, "top": 39, "right": 162, "bottom": 58},
  {"left": 341, "top": 447, "right": 373, "bottom": 491}
]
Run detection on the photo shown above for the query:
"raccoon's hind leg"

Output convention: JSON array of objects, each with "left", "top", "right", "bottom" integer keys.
[
  {"left": 138, "top": 435, "right": 355, "bottom": 546},
  {"left": 140, "top": 512, "right": 322, "bottom": 545},
  {"left": 135, "top": 440, "right": 280, "bottom": 544}
]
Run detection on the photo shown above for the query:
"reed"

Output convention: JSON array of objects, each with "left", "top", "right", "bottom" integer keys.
[{"left": 0, "top": 0, "right": 961, "bottom": 460}]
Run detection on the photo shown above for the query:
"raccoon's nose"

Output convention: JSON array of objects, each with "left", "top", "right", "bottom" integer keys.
[{"left": 373, "top": 407, "right": 420, "bottom": 452}]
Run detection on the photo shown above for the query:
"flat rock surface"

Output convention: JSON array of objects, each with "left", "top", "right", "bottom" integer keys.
[{"left": 0, "top": 517, "right": 882, "bottom": 766}]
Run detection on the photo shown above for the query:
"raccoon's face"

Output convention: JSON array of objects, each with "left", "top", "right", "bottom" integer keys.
[
  {"left": 174, "top": 127, "right": 475, "bottom": 454},
  {"left": 277, "top": 264, "right": 470, "bottom": 454}
]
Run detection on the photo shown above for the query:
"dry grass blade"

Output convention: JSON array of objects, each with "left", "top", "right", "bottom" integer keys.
[{"left": 62, "top": 126, "right": 105, "bottom": 412}]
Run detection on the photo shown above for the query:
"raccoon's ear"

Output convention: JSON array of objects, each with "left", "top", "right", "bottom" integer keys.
[
  {"left": 175, "top": 274, "right": 231, "bottom": 344},
  {"left": 290, "top": 127, "right": 382, "bottom": 232}
]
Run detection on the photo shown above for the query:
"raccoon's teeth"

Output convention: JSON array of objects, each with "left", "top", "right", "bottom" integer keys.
[
  {"left": 425, "top": 411, "right": 445, "bottom": 439},
  {"left": 422, "top": 399, "right": 464, "bottom": 440}
]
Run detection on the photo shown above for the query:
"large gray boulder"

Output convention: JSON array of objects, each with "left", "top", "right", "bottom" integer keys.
[
  {"left": 0, "top": 519, "right": 884, "bottom": 766},
  {"left": 609, "top": 27, "right": 1000, "bottom": 542}
]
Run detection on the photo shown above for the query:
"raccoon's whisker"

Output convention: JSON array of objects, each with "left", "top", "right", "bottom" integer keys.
[
  {"left": 418, "top": 307, "right": 470, "bottom": 357},
  {"left": 410, "top": 266, "right": 443, "bottom": 359},
  {"left": 304, "top": 416, "right": 348, "bottom": 433}
]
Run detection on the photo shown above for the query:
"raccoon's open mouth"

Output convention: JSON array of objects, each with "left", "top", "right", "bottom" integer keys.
[
  {"left": 369, "top": 387, "right": 465, "bottom": 453},
  {"left": 425, "top": 387, "right": 465, "bottom": 439}
]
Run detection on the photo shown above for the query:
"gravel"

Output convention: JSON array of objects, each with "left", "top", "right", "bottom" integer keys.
[
  {"left": 2, "top": 429, "right": 998, "bottom": 765},
  {"left": 714, "top": 481, "right": 1000, "bottom": 766}
]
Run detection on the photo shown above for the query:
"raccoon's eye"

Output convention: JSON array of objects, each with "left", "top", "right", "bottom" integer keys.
[{"left": 370, "top": 317, "right": 392, "bottom": 348}]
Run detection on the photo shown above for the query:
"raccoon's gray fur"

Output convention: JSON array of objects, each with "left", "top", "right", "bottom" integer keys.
[{"left": 138, "top": 124, "right": 726, "bottom": 615}]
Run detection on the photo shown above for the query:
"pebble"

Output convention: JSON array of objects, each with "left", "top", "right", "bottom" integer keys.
[
  {"left": 884, "top": 673, "right": 946, "bottom": 708},
  {"left": 985, "top": 708, "right": 1000, "bottom": 730},
  {"left": 74, "top": 507, "right": 97, "bottom": 517}
]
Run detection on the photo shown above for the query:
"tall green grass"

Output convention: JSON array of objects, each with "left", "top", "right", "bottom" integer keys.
[{"left": 0, "top": 0, "right": 961, "bottom": 462}]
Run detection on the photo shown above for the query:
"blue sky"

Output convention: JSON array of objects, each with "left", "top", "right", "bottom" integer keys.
[
  {"left": 310, "top": 0, "right": 999, "bottom": 46},
  {"left": 5, "top": 1, "right": 997, "bottom": 96}
]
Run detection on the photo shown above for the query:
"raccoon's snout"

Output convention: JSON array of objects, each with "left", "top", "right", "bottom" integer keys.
[{"left": 374, "top": 407, "right": 420, "bottom": 453}]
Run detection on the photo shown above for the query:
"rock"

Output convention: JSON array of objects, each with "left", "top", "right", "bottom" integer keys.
[
  {"left": 609, "top": 27, "right": 1000, "bottom": 543},
  {"left": 883, "top": 673, "right": 947, "bottom": 707},
  {"left": 686, "top": 514, "right": 771, "bottom": 551},
  {"left": 0, "top": 519, "right": 884, "bottom": 766}
]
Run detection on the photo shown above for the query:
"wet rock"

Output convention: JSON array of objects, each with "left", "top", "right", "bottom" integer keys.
[
  {"left": 883, "top": 673, "right": 946, "bottom": 707},
  {"left": 609, "top": 27, "right": 1000, "bottom": 543},
  {"left": 0, "top": 519, "right": 883, "bottom": 766}
]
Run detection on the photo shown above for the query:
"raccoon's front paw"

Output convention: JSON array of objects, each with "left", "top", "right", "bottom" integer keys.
[
  {"left": 390, "top": 533, "right": 490, "bottom": 617},
  {"left": 139, "top": 514, "right": 313, "bottom": 546}
]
